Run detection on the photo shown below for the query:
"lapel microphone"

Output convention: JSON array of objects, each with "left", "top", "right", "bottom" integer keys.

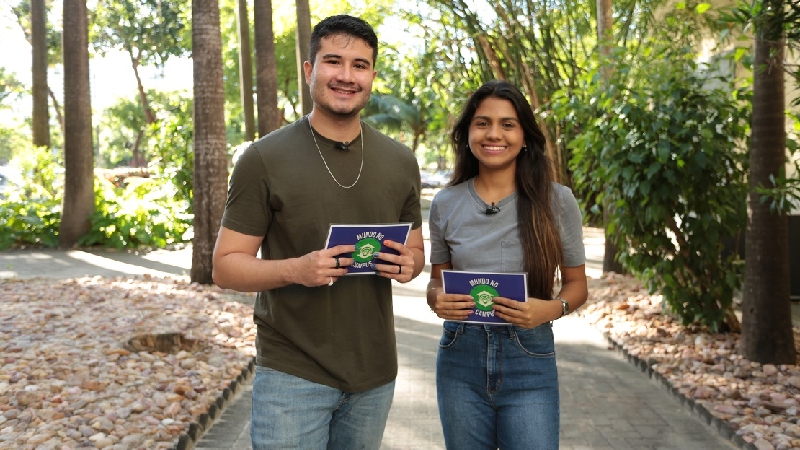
[
  {"left": 484, "top": 203, "right": 500, "bottom": 215},
  {"left": 335, "top": 141, "right": 350, "bottom": 151}
]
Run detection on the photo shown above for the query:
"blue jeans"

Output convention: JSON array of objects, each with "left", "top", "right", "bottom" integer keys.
[
  {"left": 250, "top": 366, "right": 395, "bottom": 450},
  {"left": 436, "top": 321, "right": 559, "bottom": 450}
]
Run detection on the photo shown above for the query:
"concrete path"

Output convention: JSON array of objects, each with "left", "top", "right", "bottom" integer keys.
[{"left": 3, "top": 227, "right": 781, "bottom": 449}]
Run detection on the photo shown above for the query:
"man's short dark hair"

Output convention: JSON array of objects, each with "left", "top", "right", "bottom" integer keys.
[{"left": 308, "top": 15, "right": 378, "bottom": 66}]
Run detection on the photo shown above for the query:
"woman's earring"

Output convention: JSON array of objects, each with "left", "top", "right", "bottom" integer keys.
[{"left": 522, "top": 146, "right": 528, "bottom": 152}]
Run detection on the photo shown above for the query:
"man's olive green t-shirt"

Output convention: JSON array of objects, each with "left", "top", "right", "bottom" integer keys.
[{"left": 221, "top": 116, "right": 422, "bottom": 393}]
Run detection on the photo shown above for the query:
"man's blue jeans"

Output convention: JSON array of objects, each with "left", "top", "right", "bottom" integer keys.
[
  {"left": 250, "top": 366, "right": 395, "bottom": 450},
  {"left": 436, "top": 321, "right": 559, "bottom": 450}
]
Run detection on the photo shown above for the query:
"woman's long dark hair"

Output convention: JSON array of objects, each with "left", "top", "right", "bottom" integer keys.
[{"left": 449, "top": 80, "right": 563, "bottom": 299}]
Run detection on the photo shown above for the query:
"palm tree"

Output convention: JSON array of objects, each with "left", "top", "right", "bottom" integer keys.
[
  {"left": 59, "top": 0, "right": 94, "bottom": 248},
  {"left": 254, "top": 0, "right": 279, "bottom": 135},
  {"left": 236, "top": 0, "right": 255, "bottom": 141},
  {"left": 31, "top": 0, "right": 49, "bottom": 148},
  {"left": 741, "top": 0, "right": 796, "bottom": 364},
  {"left": 363, "top": 94, "right": 427, "bottom": 155},
  {"left": 294, "top": 0, "right": 312, "bottom": 115},
  {"left": 596, "top": 0, "right": 625, "bottom": 274},
  {"left": 191, "top": 0, "right": 229, "bottom": 284}
]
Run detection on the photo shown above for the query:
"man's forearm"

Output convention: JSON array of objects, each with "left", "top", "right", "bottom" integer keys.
[{"left": 213, "top": 253, "right": 297, "bottom": 292}]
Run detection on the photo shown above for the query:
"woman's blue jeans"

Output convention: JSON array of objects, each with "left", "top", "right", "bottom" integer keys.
[
  {"left": 436, "top": 321, "right": 559, "bottom": 450},
  {"left": 250, "top": 366, "right": 395, "bottom": 450}
]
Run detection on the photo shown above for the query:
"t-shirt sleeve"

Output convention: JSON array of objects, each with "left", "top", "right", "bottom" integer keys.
[
  {"left": 558, "top": 185, "right": 586, "bottom": 267},
  {"left": 428, "top": 197, "right": 451, "bottom": 265},
  {"left": 220, "top": 143, "right": 271, "bottom": 236}
]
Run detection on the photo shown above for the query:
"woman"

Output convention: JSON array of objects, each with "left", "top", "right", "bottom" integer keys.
[{"left": 426, "top": 79, "right": 588, "bottom": 450}]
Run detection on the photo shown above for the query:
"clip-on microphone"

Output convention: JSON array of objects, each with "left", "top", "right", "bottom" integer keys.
[
  {"left": 484, "top": 203, "right": 500, "bottom": 215},
  {"left": 335, "top": 141, "right": 350, "bottom": 151}
]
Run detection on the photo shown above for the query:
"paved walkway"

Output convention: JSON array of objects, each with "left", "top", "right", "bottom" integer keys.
[{"left": 5, "top": 227, "right": 797, "bottom": 449}]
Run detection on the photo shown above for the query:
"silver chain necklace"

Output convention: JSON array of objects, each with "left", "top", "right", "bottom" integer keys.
[{"left": 309, "top": 119, "right": 364, "bottom": 189}]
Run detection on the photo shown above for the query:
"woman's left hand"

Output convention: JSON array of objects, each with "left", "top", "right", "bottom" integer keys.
[{"left": 492, "top": 297, "right": 554, "bottom": 329}]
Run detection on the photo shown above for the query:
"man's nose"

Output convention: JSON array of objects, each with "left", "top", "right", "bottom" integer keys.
[{"left": 336, "top": 65, "right": 355, "bottom": 82}]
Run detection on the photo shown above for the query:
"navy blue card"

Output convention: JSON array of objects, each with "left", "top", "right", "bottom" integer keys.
[
  {"left": 441, "top": 270, "right": 528, "bottom": 324},
  {"left": 324, "top": 223, "right": 412, "bottom": 275}
]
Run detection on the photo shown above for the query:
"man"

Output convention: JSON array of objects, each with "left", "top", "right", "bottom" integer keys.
[{"left": 212, "top": 14, "right": 425, "bottom": 450}]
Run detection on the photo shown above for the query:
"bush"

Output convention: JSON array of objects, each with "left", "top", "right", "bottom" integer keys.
[
  {"left": 0, "top": 198, "right": 60, "bottom": 249},
  {"left": 0, "top": 145, "right": 192, "bottom": 250},
  {"left": 79, "top": 175, "right": 193, "bottom": 249},
  {"left": 553, "top": 43, "right": 750, "bottom": 332}
]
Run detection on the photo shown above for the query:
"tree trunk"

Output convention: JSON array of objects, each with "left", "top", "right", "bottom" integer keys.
[
  {"left": 191, "top": 0, "right": 229, "bottom": 284},
  {"left": 236, "top": 0, "right": 255, "bottom": 141},
  {"left": 596, "top": 0, "right": 613, "bottom": 57},
  {"left": 596, "top": 0, "right": 625, "bottom": 274},
  {"left": 254, "top": 0, "right": 279, "bottom": 135},
  {"left": 60, "top": 0, "right": 94, "bottom": 248},
  {"left": 49, "top": 89, "right": 64, "bottom": 137},
  {"left": 294, "top": 0, "right": 312, "bottom": 115},
  {"left": 130, "top": 52, "right": 156, "bottom": 126},
  {"left": 132, "top": 130, "right": 143, "bottom": 167},
  {"left": 31, "top": 0, "right": 50, "bottom": 148},
  {"left": 741, "top": 0, "right": 795, "bottom": 364}
]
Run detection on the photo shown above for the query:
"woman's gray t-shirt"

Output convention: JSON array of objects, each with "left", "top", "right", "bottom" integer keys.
[{"left": 429, "top": 178, "right": 585, "bottom": 277}]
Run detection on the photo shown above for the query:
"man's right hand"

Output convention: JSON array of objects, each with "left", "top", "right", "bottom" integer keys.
[{"left": 291, "top": 244, "right": 355, "bottom": 287}]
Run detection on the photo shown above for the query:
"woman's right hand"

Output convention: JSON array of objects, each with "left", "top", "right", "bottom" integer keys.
[{"left": 427, "top": 287, "right": 474, "bottom": 321}]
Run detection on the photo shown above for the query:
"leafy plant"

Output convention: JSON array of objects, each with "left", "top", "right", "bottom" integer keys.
[
  {"left": 79, "top": 175, "right": 192, "bottom": 249},
  {"left": 753, "top": 112, "right": 800, "bottom": 214},
  {"left": 716, "top": 1, "right": 800, "bottom": 213},
  {"left": 0, "top": 144, "right": 191, "bottom": 250},
  {"left": 0, "top": 199, "right": 60, "bottom": 249},
  {"left": 0, "top": 145, "right": 62, "bottom": 249},
  {"left": 554, "top": 41, "right": 751, "bottom": 332},
  {"left": 146, "top": 94, "right": 194, "bottom": 212}
]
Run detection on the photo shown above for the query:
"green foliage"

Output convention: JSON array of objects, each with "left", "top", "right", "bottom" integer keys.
[
  {"left": 0, "top": 126, "right": 27, "bottom": 165},
  {"left": 10, "top": 144, "right": 62, "bottom": 199},
  {"left": 754, "top": 112, "right": 800, "bottom": 214},
  {"left": 146, "top": 94, "right": 194, "bottom": 211},
  {"left": 0, "top": 198, "right": 60, "bottom": 249},
  {"left": 90, "top": 0, "right": 190, "bottom": 65},
  {"left": 716, "top": 0, "right": 800, "bottom": 209},
  {"left": 0, "top": 67, "right": 25, "bottom": 107},
  {"left": 79, "top": 176, "right": 192, "bottom": 249},
  {"left": 10, "top": 0, "right": 63, "bottom": 65},
  {"left": 0, "top": 144, "right": 62, "bottom": 249},
  {"left": 0, "top": 143, "right": 191, "bottom": 250},
  {"left": 553, "top": 42, "right": 751, "bottom": 332},
  {"left": 97, "top": 96, "right": 147, "bottom": 167},
  {"left": 97, "top": 90, "right": 194, "bottom": 211}
]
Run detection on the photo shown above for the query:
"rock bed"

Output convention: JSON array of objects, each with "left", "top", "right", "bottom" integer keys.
[
  {"left": 580, "top": 273, "right": 800, "bottom": 450},
  {"left": 0, "top": 276, "right": 256, "bottom": 450}
]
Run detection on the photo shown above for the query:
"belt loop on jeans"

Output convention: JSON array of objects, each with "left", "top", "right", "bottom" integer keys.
[{"left": 456, "top": 322, "right": 466, "bottom": 334}]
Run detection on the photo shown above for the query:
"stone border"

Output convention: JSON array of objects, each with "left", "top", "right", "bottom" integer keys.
[
  {"left": 173, "top": 358, "right": 256, "bottom": 450},
  {"left": 603, "top": 332, "right": 760, "bottom": 450}
]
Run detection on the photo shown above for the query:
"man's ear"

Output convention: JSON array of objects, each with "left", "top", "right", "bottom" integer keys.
[{"left": 303, "top": 60, "right": 314, "bottom": 85}]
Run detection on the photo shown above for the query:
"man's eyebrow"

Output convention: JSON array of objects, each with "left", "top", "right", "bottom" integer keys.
[{"left": 320, "top": 53, "right": 372, "bottom": 67}]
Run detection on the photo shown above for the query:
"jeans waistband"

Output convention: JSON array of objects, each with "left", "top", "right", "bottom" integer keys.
[{"left": 446, "top": 321, "right": 551, "bottom": 335}]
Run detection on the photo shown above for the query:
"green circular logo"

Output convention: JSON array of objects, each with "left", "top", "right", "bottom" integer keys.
[
  {"left": 470, "top": 285, "right": 498, "bottom": 311},
  {"left": 353, "top": 237, "right": 381, "bottom": 263}
]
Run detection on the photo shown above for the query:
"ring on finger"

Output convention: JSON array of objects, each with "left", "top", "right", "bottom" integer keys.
[
  {"left": 398, "top": 265, "right": 402, "bottom": 274},
  {"left": 334, "top": 257, "right": 341, "bottom": 269}
]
